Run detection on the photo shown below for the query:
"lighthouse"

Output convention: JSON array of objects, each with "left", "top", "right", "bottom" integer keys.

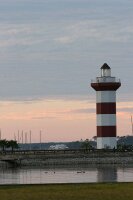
[{"left": 91, "top": 63, "right": 121, "bottom": 149}]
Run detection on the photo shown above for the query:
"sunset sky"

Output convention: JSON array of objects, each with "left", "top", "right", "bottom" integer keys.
[{"left": 0, "top": 0, "right": 133, "bottom": 142}]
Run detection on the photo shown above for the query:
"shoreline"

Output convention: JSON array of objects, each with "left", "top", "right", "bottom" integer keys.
[{"left": 1, "top": 151, "right": 133, "bottom": 167}]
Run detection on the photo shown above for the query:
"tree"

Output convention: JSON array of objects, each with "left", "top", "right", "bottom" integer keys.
[
  {"left": 81, "top": 139, "right": 93, "bottom": 152},
  {"left": 7, "top": 140, "right": 19, "bottom": 152},
  {"left": 0, "top": 139, "right": 8, "bottom": 151}
]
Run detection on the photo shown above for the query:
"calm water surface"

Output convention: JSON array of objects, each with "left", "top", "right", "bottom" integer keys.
[{"left": 0, "top": 165, "right": 133, "bottom": 184}]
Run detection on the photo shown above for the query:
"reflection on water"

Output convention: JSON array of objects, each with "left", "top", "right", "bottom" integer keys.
[
  {"left": 0, "top": 165, "right": 133, "bottom": 184},
  {"left": 97, "top": 166, "right": 117, "bottom": 182}
]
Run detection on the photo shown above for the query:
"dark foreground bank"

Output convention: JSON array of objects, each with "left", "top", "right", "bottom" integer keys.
[{"left": 0, "top": 183, "right": 133, "bottom": 200}]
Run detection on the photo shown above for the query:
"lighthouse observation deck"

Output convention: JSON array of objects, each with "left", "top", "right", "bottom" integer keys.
[
  {"left": 91, "top": 77, "right": 121, "bottom": 83},
  {"left": 91, "top": 77, "right": 121, "bottom": 91}
]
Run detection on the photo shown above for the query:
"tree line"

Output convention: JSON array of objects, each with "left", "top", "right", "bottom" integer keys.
[{"left": 0, "top": 140, "right": 19, "bottom": 152}]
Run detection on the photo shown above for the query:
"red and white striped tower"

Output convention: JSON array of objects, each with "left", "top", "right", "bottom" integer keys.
[{"left": 91, "top": 63, "right": 121, "bottom": 149}]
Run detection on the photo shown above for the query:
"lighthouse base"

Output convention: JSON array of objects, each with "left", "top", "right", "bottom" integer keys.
[{"left": 97, "top": 137, "right": 117, "bottom": 149}]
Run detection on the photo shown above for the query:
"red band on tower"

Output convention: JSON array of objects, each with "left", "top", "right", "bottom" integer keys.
[
  {"left": 97, "top": 126, "right": 116, "bottom": 137},
  {"left": 96, "top": 103, "right": 116, "bottom": 114}
]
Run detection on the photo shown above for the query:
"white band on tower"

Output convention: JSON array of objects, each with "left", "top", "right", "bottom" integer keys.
[
  {"left": 97, "top": 114, "right": 116, "bottom": 126},
  {"left": 96, "top": 91, "right": 116, "bottom": 103}
]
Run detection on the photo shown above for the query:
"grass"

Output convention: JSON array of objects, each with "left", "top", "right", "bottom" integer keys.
[{"left": 0, "top": 183, "right": 133, "bottom": 200}]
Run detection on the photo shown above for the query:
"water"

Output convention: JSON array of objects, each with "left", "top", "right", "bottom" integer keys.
[{"left": 0, "top": 165, "right": 133, "bottom": 184}]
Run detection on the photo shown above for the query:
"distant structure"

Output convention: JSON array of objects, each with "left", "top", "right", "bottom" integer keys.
[
  {"left": 91, "top": 63, "right": 121, "bottom": 149},
  {"left": 49, "top": 144, "right": 69, "bottom": 150}
]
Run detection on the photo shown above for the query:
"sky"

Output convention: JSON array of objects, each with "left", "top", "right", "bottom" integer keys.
[{"left": 0, "top": 0, "right": 133, "bottom": 142}]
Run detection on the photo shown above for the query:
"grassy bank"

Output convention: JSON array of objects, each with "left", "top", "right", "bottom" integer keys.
[{"left": 0, "top": 183, "right": 133, "bottom": 200}]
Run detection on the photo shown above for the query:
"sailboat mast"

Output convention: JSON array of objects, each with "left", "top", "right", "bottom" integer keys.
[{"left": 131, "top": 115, "right": 133, "bottom": 135}]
